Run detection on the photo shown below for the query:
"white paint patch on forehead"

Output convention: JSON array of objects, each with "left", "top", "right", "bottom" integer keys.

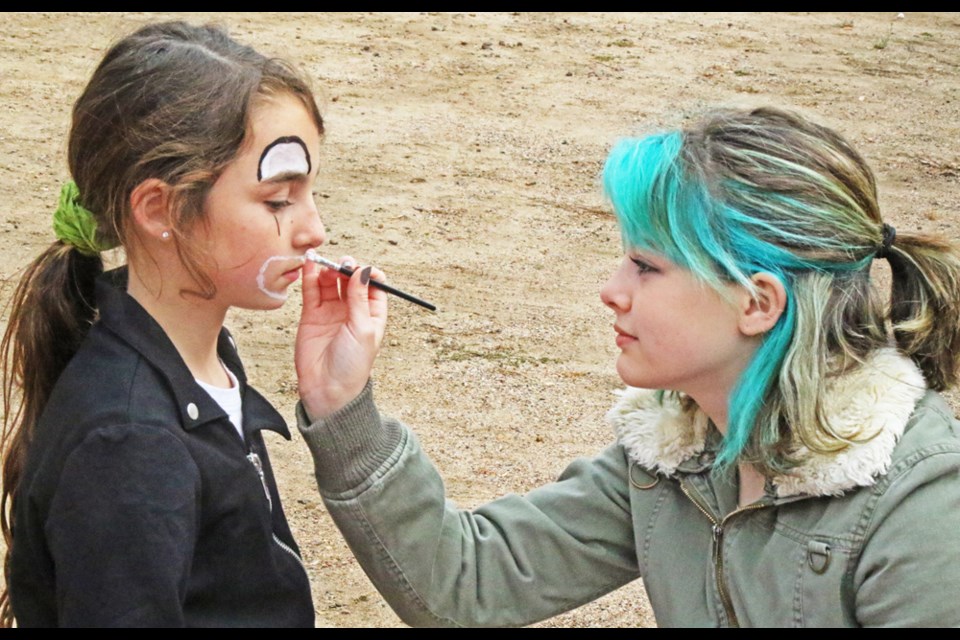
[{"left": 258, "top": 136, "right": 311, "bottom": 182}]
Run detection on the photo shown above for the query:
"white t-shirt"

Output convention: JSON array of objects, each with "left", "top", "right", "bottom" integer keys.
[{"left": 195, "top": 364, "right": 244, "bottom": 441}]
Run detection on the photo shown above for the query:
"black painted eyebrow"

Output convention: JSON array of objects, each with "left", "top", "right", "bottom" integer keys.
[
  {"left": 262, "top": 170, "right": 309, "bottom": 185},
  {"left": 256, "top": 135, "right": 312, "bottom": 182}
]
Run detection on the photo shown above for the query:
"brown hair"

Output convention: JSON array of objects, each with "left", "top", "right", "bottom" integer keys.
[{"left": 0, "top": 20, "right": 324, "bottom": 625}]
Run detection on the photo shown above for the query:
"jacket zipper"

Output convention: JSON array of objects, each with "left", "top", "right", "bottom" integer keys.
[
  {"left": 680, "top": 480, "right": 768, "bottom": 628},
  {"left": 246, "top": 451, "right": 309, "bottom": 578},
  {"left": 246, "top": 451, "right": 273, "bottom": 511},
  {"left": 273, "top": 533, "right": 309, "bottom": 575}
]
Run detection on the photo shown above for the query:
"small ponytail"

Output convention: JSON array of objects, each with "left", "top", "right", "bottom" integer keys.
[
  {"left": 883, "top": 232, "right": 960, "bottom": 391},
  {"left": 0, "top": 241, "right": 103, "bottom": 626}
]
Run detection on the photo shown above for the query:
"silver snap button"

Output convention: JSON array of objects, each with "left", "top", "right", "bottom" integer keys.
[{"left": 187, "top": 403, "right": 199, "bottom": 420}]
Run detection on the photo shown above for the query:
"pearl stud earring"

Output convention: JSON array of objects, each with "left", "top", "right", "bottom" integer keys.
[{"left": 161, "top": 230, "right": 171, "bottom": 240}]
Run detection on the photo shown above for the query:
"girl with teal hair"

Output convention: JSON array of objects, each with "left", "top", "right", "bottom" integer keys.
[{"left": 293, "top": 106, "right": 960, "bottom": 626}]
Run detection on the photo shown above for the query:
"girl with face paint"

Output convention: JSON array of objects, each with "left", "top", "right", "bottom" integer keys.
[{"left": 0, "top": 21, "right": 378, "bottom": 627}]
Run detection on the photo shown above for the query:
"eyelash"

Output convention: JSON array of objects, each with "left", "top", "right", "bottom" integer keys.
[
  {"left": 265, "top": 199, "right": 292, "bottom": 212},
  {"left": 631, "top": 257, "right": 658, "bottom": 275}
]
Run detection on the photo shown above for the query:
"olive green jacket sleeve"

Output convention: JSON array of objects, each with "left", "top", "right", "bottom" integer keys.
[
  {"left": 297, "top": 382, "right": 641, "bottom": 628},
  {"left": 853, "top": 419, "right": 960, "bottom": 627}
]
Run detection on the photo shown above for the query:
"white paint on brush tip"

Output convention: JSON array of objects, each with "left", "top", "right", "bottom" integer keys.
[{"left": 303, "top": 249, "right": 340, "bottom": 270}]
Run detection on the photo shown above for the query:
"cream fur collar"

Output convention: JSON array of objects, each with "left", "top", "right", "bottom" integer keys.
[{"left": 607, "top": 348, "right": 927, "bottom": 498}]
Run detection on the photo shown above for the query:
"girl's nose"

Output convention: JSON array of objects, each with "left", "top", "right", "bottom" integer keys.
[
  {"left": 294, "top": 198, "right": 326, "bottom": 249},
  {"left": 600, "top": 264, "right": 629, "bottom": 312}
]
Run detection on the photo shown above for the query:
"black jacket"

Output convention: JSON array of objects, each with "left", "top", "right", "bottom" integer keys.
[{"left": 9, "top": 268, "right": 315, "bottom": 627}]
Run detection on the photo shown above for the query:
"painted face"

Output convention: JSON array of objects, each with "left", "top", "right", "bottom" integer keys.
[
  {"left": 599, "top": 250, "right": 757, "bottom": 403},
  {"left": 201, "top": 93, "right": 325, "bottom": 309}
]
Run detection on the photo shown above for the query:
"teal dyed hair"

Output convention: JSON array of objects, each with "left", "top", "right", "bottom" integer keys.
[{"left": 601, "top": 107, "right": 908, "bottom": 472}]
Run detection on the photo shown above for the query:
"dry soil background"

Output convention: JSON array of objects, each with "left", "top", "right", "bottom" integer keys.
[{"left": 1, "top": 12, "right": 958, "bottom": 628}]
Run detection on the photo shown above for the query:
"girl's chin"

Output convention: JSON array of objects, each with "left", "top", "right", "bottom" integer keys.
[
  {"left": 616, "top": 358, "right": 659, "bottom": 390},
  {"left": 255, "top": 279, "right": 294, "bottom": 306},
  {"left": 235, "top": 291, "right": 289, "bottom": 311}
]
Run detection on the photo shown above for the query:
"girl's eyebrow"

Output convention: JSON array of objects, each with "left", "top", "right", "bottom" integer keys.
[
  {"left": 262, "top": 170, "right": 309, "bottom": 185},
  {"left": 629, "top": 248, "right": 670, "bottom": 268},
  {"left": 628, "top": 247, "right": 659, "bottom": 260}
]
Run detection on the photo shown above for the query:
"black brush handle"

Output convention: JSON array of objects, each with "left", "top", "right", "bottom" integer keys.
[{"left": 336, "top": 264, "right": 436, "bottom": 311}]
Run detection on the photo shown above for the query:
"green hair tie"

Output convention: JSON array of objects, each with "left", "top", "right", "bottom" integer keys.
[{"left": 51, "top": 180, "right": 116, "bottom": 256}]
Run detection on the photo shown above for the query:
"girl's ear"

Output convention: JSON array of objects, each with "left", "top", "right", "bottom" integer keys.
[
  {"left": 129, "top": 178, "right": 173, "bottom": 241},
  {"left": 738, "top": 272, "right": 787, "bottom": 337}
]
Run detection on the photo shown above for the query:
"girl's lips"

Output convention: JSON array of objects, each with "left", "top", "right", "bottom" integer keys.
[
  {"left": 278, "top": 255, "right": 308, "bottom": 280},
  {"left": 614, "top": 326, "right": 637, "bottom": 348},
  {"left": 615, "top": 333, "right": 637, "bottom": 348}
]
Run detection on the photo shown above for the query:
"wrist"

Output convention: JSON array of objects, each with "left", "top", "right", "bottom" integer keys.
[
  {"left": 299, "top": 381, "right": 368, "bottom": 421},
  {"left": 296, "top": 380, "right": 398, "bottom": 494}
]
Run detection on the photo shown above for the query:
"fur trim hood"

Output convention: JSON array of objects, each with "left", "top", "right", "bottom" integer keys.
[{"left": 607, "top": 348, "right": 927, "bottom": 498}]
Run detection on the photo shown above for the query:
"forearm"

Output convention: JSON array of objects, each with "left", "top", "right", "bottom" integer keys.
[{"left": 298, "top": 384, "right": 640, "bottom": 627}]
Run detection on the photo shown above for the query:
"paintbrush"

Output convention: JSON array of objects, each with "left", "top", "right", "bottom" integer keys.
[{"left": 304, "top": 249, "right": 436, "bottom": 311}]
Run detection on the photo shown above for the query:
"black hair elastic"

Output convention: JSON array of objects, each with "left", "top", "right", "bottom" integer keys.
[{"left": 876, "top": 223, "right": 896, "bottom": 260}]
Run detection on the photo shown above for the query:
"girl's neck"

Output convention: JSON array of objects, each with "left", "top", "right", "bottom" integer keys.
[
  {"left": 686, "top": 373, "right": 766, "bottom": 509},
  {"left": 691, "top": 389, "right": 730, "bottom": 435},
  {"left": 127, "top": 265, "right": 230, "bottom": 387}
]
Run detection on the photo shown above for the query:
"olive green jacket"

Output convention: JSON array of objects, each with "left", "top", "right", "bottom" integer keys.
[{"left": 298, "top": 349, "right": 960, "bottom": 627}]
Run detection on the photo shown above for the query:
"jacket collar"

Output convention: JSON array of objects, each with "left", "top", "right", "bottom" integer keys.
[
  {"left": 95, "top": 268, "right": 290, "bottom": 439},
  {"left": 607, "top": 348, "right": 927, "bottom": 498}
]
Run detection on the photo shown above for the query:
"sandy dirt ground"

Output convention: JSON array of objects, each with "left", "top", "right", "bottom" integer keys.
[{"left": 1, "top": 12, "right": 958, "bottom": 628}]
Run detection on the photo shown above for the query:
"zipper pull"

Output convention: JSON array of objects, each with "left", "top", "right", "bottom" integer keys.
[
  {"left": 247, "top": 451, "right": 273, "bottom": 512},
  {"left": 712, "top": 523, "right": 723, "bottom": 543}
]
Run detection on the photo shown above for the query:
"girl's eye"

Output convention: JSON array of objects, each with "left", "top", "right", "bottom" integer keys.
[
  {"left": 265, "top": 199, "right": 292, "bottom": 212},
  {"left": 630, "top": 257, "right": 658, "bottom": 275}
]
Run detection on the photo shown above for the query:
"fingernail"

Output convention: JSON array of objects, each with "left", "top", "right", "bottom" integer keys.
[{"left": 360, "top": 266, "right": 372, "bottom": 285}]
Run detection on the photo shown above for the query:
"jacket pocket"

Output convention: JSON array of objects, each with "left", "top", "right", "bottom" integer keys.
[{"left": 794, "top": 536, "right": 856, "bottom": 627}]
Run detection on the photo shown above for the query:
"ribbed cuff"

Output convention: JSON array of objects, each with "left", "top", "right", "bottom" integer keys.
[{"left": 296, "top": 380, "right": 403, "bottom": 494}]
